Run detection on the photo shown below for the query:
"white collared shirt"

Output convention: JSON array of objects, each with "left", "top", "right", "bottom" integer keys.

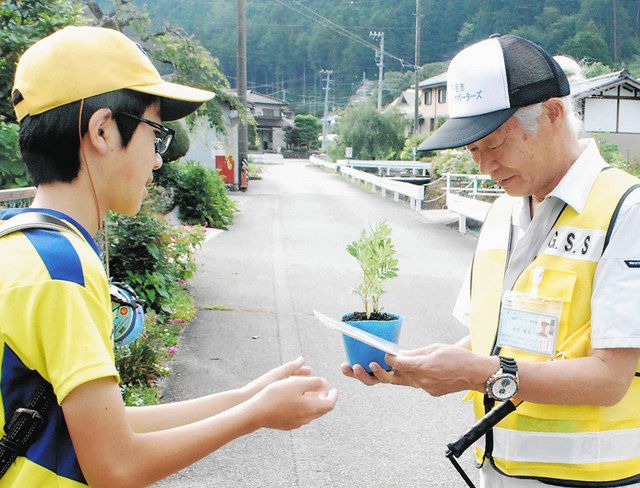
[{"left": 454, "top": 139, "right": 640, "bottom": 349}]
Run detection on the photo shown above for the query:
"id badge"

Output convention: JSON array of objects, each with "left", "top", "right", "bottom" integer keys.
[{"left": 496, "top": 290, "right": 562, "bottom": 357}]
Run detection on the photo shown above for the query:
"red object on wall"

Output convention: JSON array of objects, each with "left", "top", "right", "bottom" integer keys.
[{"left": 215, "top": 155, "right": 235, "bottom": 184}]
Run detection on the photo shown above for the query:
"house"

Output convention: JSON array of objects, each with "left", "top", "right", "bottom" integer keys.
[
  {"left": 571, "top": 70, "right": 640, "bottom": 160},
  {"left": 417, "top": 72, "right": 449, "bottom": 134},
  {"left": 182, "top": 98, "right": 240, "bottom": 186},
  {"left": 385, "top": 72, "right": 449, "bottom": 135},
  {"left": 384, "top": 88, "right": 419, "bottom": 136},
  {"left": 236, "top": 90, "right": 295, "bottom": 152}
]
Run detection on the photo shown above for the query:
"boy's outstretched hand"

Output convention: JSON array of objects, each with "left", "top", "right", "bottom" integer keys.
[
  {"left": 249, "top": 375, "right": 339, "bottom": 430},
  {"left": 243, "top": 356, "right": 313, "bottom": 397}
]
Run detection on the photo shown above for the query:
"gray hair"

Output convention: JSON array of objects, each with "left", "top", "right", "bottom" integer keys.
[
  {"left": 513, "top": 96, "right": 582, "bottom": 135},
  {"left": 513, "top": 54, "right": 585, "bottom": 136}
]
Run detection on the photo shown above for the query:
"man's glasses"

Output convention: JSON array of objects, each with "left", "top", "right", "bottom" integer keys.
[{"left": 115, "top": 112, "right": 175, "bottom": 156}]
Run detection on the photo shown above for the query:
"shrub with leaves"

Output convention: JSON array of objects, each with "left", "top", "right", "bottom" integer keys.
[
  {"left": 428, "top": 148, "right": 478, "bottom": 178},
  {"left": 400, "top": 132, "right": 428, "bottom": 161},
  {"left": 0, "top": 118, "right": 30, "bottom": 188},
  {"left": 107, "top": 212, "right": 204, "bottom": 314},
  {"left": 347, "top": 220, "right": 399, "bottom": 319},
  {"left": 595, "top": 136, "right": 638, "bottom": 176},
  {"left": 156, "top": 160, "right": 235, "bottom": 229}
]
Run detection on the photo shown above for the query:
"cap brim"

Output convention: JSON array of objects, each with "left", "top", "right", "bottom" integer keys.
[
  {"left": 129, "top": 81, "right": 216, "bottom": 120},
  {"left": 418, "top": 107, "right": 517, "bottom": 151}
]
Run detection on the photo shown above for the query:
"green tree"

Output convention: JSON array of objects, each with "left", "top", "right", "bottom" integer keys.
[
  {"left": 562, "top": 21, "right": 612, "bottom": 64},
  {"left": 292, "top": 114, "right": 321, "bottom": 149},
  {"left": 0, "top": 0, "right": 83, "bottom": 121},
  {"left": 336, "top": 103, "right": 407, "bottom": 160},
  {"left": 381, "top": 71, "right": 414, "bottom": 106},
  {"left": 89, "top": 0, "right": 243, "bottom": 132}
]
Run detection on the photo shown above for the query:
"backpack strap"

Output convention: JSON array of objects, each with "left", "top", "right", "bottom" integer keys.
[{"left": 0, "top": 212, "right": 77, "bottom": 238}]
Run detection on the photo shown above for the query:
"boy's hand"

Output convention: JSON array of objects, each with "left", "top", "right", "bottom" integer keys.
[
  {"left": 243, "top": 356, "right": 312, "bottom": 397},
  {"left": 249, "top": 376, "right": 339, "bottom": 430}
]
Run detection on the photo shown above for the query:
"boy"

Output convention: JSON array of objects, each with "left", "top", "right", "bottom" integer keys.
[{"left": 1, "top": 26, "right": 338, "bottom": 487}]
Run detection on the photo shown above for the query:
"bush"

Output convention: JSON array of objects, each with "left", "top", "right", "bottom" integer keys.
[
  {"left": 595, "top": 136, "right": 639, "bottom": 177},
  {"left": 400, "top": 133, "right": 428, "bottom": 161},
  {"left": 428, "top": 148, "right": 478, "bottom": 177},
  {"left": 108, "top": 198, "right": 204, "bottom": 403},
  {"left": 0, "top": 119, "right": 30, "bottom": 189},
  {"left": 156, "top": 160, "right": 235, "bottom": 229},
  {"left": 108, "top": 212, "right": 204, "bottom": 314}
]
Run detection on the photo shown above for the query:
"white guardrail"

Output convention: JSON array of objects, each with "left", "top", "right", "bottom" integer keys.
[
  {"left": 0, "top": 186, "right": 36, "bottom": 205},
  {"left": 342, "top": 159, "right": 432, "bottom": 176},
  {"left": 444, "top": 173, "right": 504, "bottom": 233},
  {"left": 339, "top": 164, "right": 425, "bottom": 211},
  {"left": 309, "top": 155, "right": 338, "bottom": 171},
  {"left": 309, "top": 156, "right": 425, "bottom": 211}
]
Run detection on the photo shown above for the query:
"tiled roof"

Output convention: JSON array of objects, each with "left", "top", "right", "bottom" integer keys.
[{"left": 571, "top": 70, "right": 640, "bottom": 99}]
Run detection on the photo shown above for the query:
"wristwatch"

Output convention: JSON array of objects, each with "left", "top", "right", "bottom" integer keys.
[{"left": 485, "top": 357, "right": 519, "bottom": 401}]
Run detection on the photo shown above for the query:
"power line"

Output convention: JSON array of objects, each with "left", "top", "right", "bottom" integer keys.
[
  {"left": 291, "top": 0, "right": 417, "bottom": 69},
  {"left": 272, "top": 0, "right": 416, "bottom": 69}
]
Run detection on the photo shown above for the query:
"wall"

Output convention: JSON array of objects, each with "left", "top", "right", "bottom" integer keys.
[{"left": 182, "top": 105, "right": 240, "bottom": 183}]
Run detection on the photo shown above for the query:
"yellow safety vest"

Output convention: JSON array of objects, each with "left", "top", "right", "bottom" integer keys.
[{"left": 469, "top": 167, "right": 640, "bottom": 484}]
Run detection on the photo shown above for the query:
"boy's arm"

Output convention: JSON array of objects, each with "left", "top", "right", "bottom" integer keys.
[
  {"left": 125, "top": 357, "right": 313, "bottom": 432},
  {"left": 63, "top": 375, "right": 337, "bottom": 488}
]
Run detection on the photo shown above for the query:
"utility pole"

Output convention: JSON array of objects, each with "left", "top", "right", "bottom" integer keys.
[
  {"left": 413, "top": 0, "right": 421, "bottom": 134},
  {"left": 370, "top": 31, "right": 385, "bottom": 111},
  {"left": 302, "top": 64, "right": 306, "bottom": 109},
  {"left": 236, "top": 0, "right": 247, "bottom": 188},
  {"left": 320, "top": 69, "right": 332, "bottom": 152}
]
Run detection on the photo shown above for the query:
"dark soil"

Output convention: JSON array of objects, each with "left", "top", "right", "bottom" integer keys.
[{"left": 342, "top": 312, "right": 396, "bottom": 322}]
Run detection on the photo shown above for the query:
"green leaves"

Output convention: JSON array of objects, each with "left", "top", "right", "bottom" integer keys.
[
  {"left": 155, "top": 160, "right": 235, "bottom": 230},
  {"left": 0, "top": 0, "right": 82, "bottom": 121},
  {"left": 0, "top": 118, "right": 30, "bottom": 188},
  {"left": 334, "top": 103, "right": 407, "bottom": 161},
  {"left": 347, "top": 220, "right": 399, "bottom": 318}
]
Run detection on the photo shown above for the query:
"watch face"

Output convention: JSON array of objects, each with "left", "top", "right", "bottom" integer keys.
[{"left": 491, "top": 376, "right": 518, "bottom": 400}]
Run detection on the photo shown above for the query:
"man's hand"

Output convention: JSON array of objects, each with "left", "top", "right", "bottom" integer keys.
[
  {"left": 243, "top": 356, "right": 312, "bottom": 397},
  {"left": 342, "top": 343, "right": 496, "bottom": 397},
  {"left": 385, "top": 343, "right": 491, "bottom": 396},
  {"left": 249, "top": 376, "right": 339, "bottom": 430},
  {"left": 340, "top": 360, "right": 420, "bottom": 388}
]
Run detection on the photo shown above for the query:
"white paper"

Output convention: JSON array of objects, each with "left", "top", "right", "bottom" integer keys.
[{"left": 312, "top": 310, "right": 400, "bottom": 355}]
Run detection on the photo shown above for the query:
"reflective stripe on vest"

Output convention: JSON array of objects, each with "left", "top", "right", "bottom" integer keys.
[{"left": 469, "top": 167, "right": 640, "bottom": 484}]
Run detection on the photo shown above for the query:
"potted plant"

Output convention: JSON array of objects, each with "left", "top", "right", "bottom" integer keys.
[{"left": 343, "top": 220, "right": 402, "bottom": 372}]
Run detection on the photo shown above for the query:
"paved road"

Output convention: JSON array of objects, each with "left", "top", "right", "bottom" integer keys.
[{"left": 154, "top": 160, "right": 481, "bottom": 488}]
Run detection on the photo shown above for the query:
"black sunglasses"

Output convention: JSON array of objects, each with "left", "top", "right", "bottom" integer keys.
[{"left": 115, "top": 112, "right": 175, "bottom": 156}]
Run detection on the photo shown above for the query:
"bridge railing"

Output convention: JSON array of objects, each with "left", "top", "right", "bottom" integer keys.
[
  {"left": 309, "top": 154, "right": 338, "bottom": 172},
  {"left": 340, "top": 159, "right": 432, "bottom": 176},
  {"left": 0, "top": 186, "right": 36, "bottom": 208},
  {"left": 444, "top": 173, "right": 504, "bottom": 233},
  {"left": 339, "top": 165, "right": 425, "bottom": 211}
]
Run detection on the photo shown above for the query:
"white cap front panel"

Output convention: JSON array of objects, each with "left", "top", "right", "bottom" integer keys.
[{"left": 447, "top": 38, "right": 510, "bottom": 118}]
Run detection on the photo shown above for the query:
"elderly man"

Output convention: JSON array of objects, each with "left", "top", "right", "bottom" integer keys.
[{"left": 344, "top": 35, "right": 640, "bottom": 487}]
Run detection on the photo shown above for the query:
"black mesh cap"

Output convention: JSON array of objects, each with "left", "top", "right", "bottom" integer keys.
[
  {"left": 499, "top": 35, "right": 570, "bottom": 108},
  {"left": 419, "top": 34, "right": 570, "bottom": 151}
]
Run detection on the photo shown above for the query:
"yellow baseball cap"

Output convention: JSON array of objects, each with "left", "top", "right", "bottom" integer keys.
[{"left": 12, "top": 26, "right": 215, "bottom": 122}]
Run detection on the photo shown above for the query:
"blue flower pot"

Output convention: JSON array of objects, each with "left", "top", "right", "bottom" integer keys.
[{"left": 341, "top": 313, "right": 403, "bottom": 373}]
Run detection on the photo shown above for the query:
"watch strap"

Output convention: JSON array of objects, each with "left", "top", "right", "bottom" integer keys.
[{"left": 499, "top": 356, "right": 517, "bottom": 376}]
